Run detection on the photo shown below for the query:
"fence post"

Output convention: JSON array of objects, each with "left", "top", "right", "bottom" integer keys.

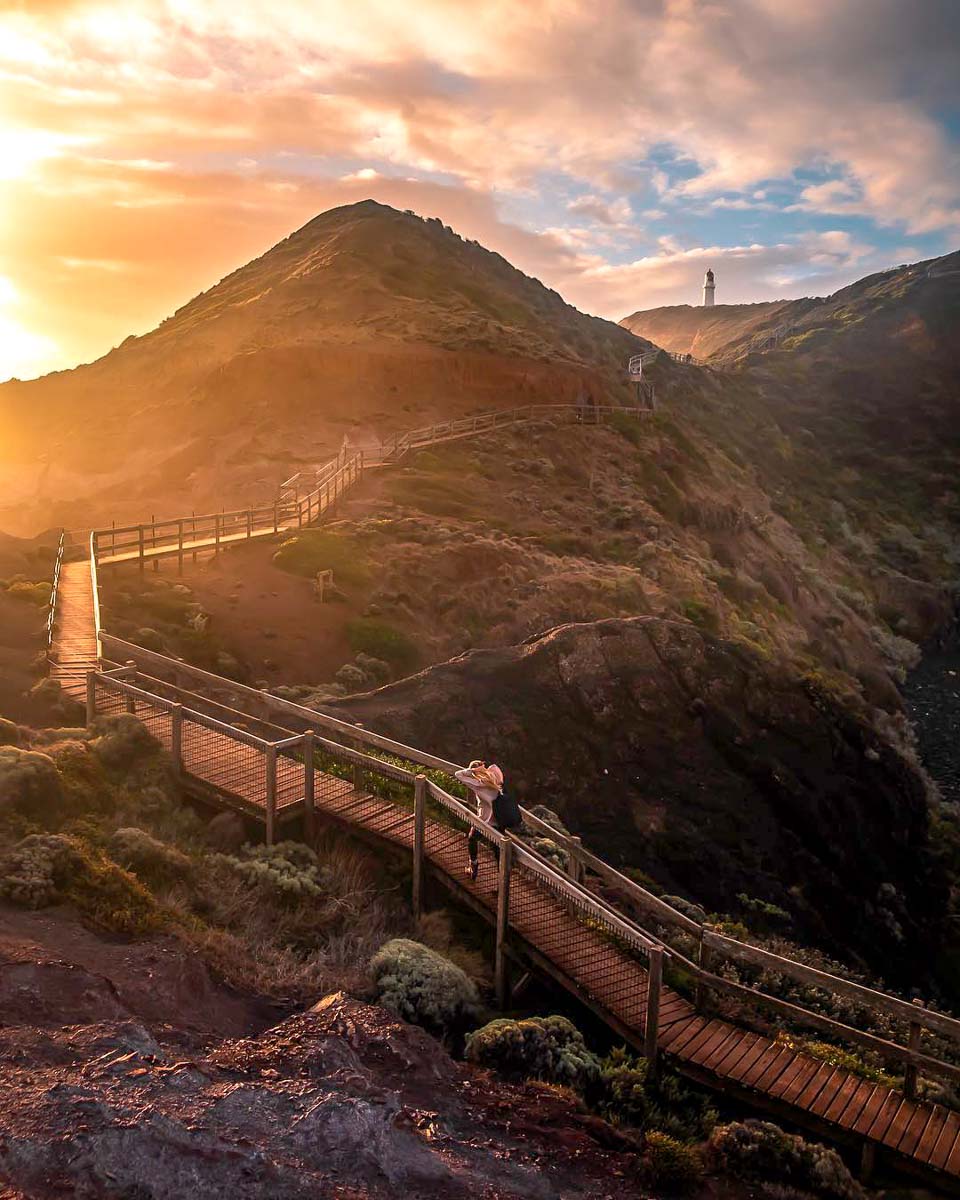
[
  {"left": 412, "top": 775, "right": 427, "bottom": 922},
  {"left": 138, "top": 525, "right": 144, "bottom": 574},
  {"left": 352, "top": 760, "right": 364, "bottom": 794},
  {"left": 495, "top": 838, "right": 514, "bottom": 1009},
  {"left": 124, "top": 684, "right": 136, "bottom": 716},
  {"left": 177, "top": 520, "right": 184, "bottom": 575},
  {"left": 695, "top": 929, "right": 710, "bottom": 1012},
  {"left": 170, "top": 703, "right": 183, "bottom": 777},
  {"left": 265, "top": 744, "right": 277, "bottom": 847},
  {"left": 273, "top": 502, "right": 279, "bottom": 534},
  {"left": 85, "top": 670, "right": 97, "bottom": 728},
  {"left": 904, "top": 999, "right": 924, "bottom": 1098},
  {"left": 303, "top": 732, "right": 315, "bottom": 842},
  {"left": 567, "top": 836, "right": 583, "bottom": 884},
  {"left": 215, "top": 513, "right": 221, "bottom": 556},
  {"left": 246, "top": 510, "right": 252, "bottom": 540},
  {"left": 644, "top": 946, "right": 663, "bottom": 1074}
]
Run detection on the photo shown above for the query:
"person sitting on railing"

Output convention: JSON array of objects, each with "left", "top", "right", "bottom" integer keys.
[{"left": 455, "top": 760, "right": 520, "bottom": 882}]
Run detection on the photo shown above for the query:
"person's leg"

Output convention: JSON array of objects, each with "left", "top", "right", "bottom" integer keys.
[{"left": 467, "top": 827, "right": 480, "bottom": 879}]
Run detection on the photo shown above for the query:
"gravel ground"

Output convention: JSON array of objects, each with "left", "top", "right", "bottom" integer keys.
[{"left": 905, "top": 646, "right": 960, "bottom": 805}]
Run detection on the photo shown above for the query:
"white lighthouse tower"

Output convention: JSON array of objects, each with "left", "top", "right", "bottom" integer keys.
[{"left": 703, "top": 268, "right": 716, "bottom": 307}]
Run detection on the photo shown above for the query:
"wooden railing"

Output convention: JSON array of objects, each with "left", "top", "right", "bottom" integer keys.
[
  {"left": 46, "top": 530, "right": 65, "bottom": 653},
  {"left": 94, "top": 631, "right": 960, "bottom": 1096}
]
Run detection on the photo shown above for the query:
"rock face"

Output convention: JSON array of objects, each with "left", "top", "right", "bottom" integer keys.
[
  {"left": 334, "top": 616, "right": 945, "bottom": 984},
  {"left": 0, "top": 978, "right": 649, "bottom": 1199}
]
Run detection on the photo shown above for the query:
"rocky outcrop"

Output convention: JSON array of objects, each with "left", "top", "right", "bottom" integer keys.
[
  {"left": 0, "top": 985, "right": 648, "bottom": 1199},
  {"left": 334, "top": 616, "right": 946, "bottom": 984}
]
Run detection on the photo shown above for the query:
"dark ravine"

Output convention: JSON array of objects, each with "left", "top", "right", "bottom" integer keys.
[{"left": 333, "top": 615, "right": 947, "bottom": 989}]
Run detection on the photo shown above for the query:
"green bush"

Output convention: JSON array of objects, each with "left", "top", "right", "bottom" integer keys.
[
  {"left": 707, "top": 1121, "right": 866, "bottom": 1199},
  {"left": 212, "top": 841, "right": 328, "bottom": 905},
  {"left": 0, "top": 746, "right": 63, "bottom": 816},
  {"left": 132, "top": 627, "right": 165, "bottom": 652},
  {"left": 370, "top": 938, "right": 481, "bottom": 1037},
  {"left": 465, "top": 1015, "right": 600, "bottom": 1092},
  {"left": 272, "top": 530, "right": 369, "bottom": 587},
  {"left": 642, "top": 1131, "right": 703, "bottom": 1193},
  {"left": 597, "top": 1048, "right": 716, "bottom": 1141},
  {"left": 346, "top": 618, "right": 419, "bottom": 674},
  {"left": 0, "top": 832, "right": 162, "bottom": 935},
  {"left": 91, "top": 715, "right": 161, "bottom": 771},
  {"left": 6, "top": 580, "right": 50, "bottom": 606},
  {"left": 109, "top": 826, "right": 195, "bottom": 887},
  {"left": 0, "top": 833, "right": 76, "bottom": 908}
]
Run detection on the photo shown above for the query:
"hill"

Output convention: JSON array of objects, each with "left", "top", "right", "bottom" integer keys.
[
  {"left": 0, "top": 200, "right": 651, "bottom": 535},
  {"left": 619, "top": 300, "right": 798, "bottom": 358}
]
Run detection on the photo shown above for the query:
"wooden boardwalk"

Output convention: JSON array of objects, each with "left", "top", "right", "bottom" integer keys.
[
  {"left": 48, "top": 559, "right": 98, "bottom": 701},
  {"left": 83, "top": 678, "right": 960, "bottom": 1186}
]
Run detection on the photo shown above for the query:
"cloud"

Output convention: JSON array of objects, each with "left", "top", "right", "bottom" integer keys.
[
  {"left": 0, "top": 0, "right": 958, "bottom": 373},
  {"left": 567, "top": 195, "right": 633, "bottom": 226}
]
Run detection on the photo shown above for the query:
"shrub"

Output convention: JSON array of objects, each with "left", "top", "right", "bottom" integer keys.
[
  {"left": 91, "top": 715, "right": 161, "bottom": 771},
  {"left": 370, "top": 938, "right": 481, "bottom": 1037},
  {"left": 354, "top": 653, "right": 391, "bottom": 685},
  {"left": 597, "top": 1048, "right": 716, "bottom": 1141},
  {"left": 132, "top": 627, "right": 165, "bottom": 652},
  {"left": 272, "top": 530, "right": 369, "bottom": 587},
  {"left": 526, "top": 804, "right": 569, "bottom": 836},
  {"left": 346, "top": 619, "right": 419, "bottom": 674},
  {"left": 465, "top": 1015, "right": 600, "bottom": 1092},
  {"left": 0, "top": 833, "right": 76, "bottom": 907},
  {"left": 212, "top": 841, "right": 329, "bottom": 905},
  {"left": 0, "top": 832, "right": 162, "bottom": 935},
  {"left": 642, "top": 1131, "right": 703, "bottom": 1193},
  {"left": 6, "top": 580, "right": 50, "bottom": 606},
  {"left": 109, "top": 826, "right": 195, "bottom": 887},
  {"left": 0, "top": 718, "right": 20, "bottom": 747},
  {"left": 0, "top": 746, "right": 63, "bottom": 816},
  {"left": 707, "top": 1121, "right": 866, "bottom": 1199},
  {"left": 335, "top": 663, "right": 367, "bottom": 691},
  {"left": 524, "top": 834, "right": 569, "bottom": 871}
]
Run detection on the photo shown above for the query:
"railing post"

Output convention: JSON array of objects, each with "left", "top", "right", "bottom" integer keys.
[
  {"left": 273, "top": 502, "right": 279, "bottom": 534},
  {"left": 566, "top": 836, "right": 583, "bottom": 884},
  {"left": 412, "top": 775, "right": 426, "bottom": 922},
  {"left": 695, "top": 928, "right": 710, "bottom": 1012},
  {"left": 170, "top": 703, "right": 183, "bottom": 777},
  {"left": 246, "top": 510, "right": 252, "bottom": 539},
  {"left": 352, "top": 760, "right": 364, "bottom": 793},
  {"left": 644, "top": 946, "right": 663, "bottom": 1074},
  {"left": 495, "top": 837, "right": 514, "bottom": 1009},
  {"left": 265, "top": 744, "right": 277, "bottom": 847},
  {"left": 904, "top": 999, "right": 924, "bottom": 1098},
  {"left": 215, "top": 513, "right": 221, "bottom": 556},
  {"left": 303, "top": 732, "right": 315, "bottom": 842},
  {"left": 124, "top": 684, "right": 136, "bottom": 715},
  {"left": 138, "top": 525, "right": 144, "bottom": 574},
  {"left": 85, "top": 670, "right": 97, "bottom": 728},
  {"left": 177, "top": 520, "right": 184, "bottom": 575}
]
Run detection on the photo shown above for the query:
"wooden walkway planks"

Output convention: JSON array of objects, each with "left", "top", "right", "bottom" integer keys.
[
  {"left": 86, "top": 684, "right": 960, "bottom": 1184},
  {"left": 49, "top": 560, "right": 98, "bottom": 700}
]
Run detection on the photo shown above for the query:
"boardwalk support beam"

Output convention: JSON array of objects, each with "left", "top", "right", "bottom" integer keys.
[
  {"left": 170, "top": 703, "right": 183, "bottom": 777},
  {"left": 644, "top": 946, "right": 663, "bottom": 1074},
  {"left": 412, "top": 775, "right": 427, "bottom": 922},
  {"left": 85, "top": 671, "right": 96, "bottom": 728},
  {"left": 303, "top": 732, "right": 315, "bottom": 843},
  {"left": 265, "top": 745, "right": 277, "bottom": 847},
  {"left": 495, "top": 838, "right": 514, "bottom": 1009}
]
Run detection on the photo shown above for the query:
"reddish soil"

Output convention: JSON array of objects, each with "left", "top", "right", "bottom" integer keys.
[{"left": 0, "top": 905, "right": 656, "bottom": 1199}]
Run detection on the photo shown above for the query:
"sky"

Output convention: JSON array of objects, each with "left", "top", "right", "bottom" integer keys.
[{"left": 1, "top": 0, "right": 959, "bottom": 381}]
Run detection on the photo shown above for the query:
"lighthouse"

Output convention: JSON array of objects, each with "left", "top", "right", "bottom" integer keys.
[{"left": 703, "top": 268, "right": 715, "bottom": 307}]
